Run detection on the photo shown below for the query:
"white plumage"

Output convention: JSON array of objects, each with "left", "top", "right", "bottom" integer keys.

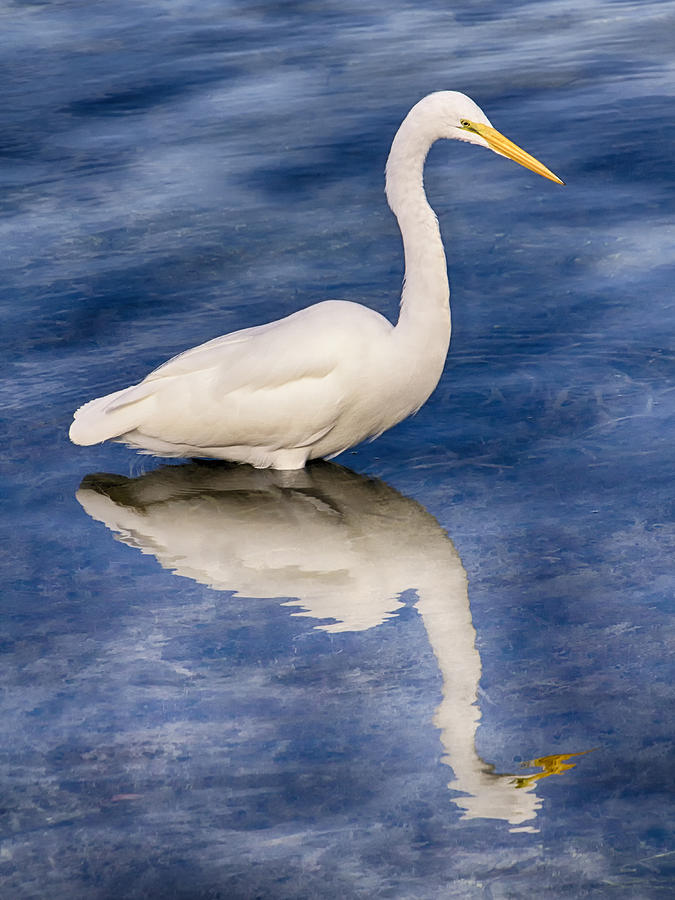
[{"left": 70, "top": 91, "right": 562, "bottom": 469}]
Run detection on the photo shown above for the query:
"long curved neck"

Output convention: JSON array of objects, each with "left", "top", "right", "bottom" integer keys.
[{"left": 385, "top": 112, "right": 450, "bottom": 335}]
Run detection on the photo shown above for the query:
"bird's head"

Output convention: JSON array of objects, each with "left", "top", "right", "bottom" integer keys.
[{"left": 416, "top": 91, "right": 564, "bottom": 185}]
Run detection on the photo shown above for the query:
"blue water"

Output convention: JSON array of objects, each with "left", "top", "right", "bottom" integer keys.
[{"left": 2, "top": 0, "right": 674, "bottom": 896}]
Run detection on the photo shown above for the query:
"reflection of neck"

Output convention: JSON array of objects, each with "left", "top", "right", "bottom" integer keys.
[{"left": 414, "top": 548, "right": 541, "bottom": 828}]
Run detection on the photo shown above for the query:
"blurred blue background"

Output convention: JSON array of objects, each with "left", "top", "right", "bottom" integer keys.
[{"left": 1, "top": 1, "right": 674, "bottom": 896}]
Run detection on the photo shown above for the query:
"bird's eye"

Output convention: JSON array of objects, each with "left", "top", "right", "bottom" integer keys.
[{"left": 460, "top": 120, "right": 473, "bottom": 130}]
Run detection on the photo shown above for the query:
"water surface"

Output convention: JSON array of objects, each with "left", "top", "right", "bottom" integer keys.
[{"left": 1, "top": 1, "right": 674, "bottom": 897}]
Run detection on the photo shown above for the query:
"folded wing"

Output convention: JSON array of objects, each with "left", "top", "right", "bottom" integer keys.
[{"left": 70, "top": 301, "right": 392, "bottom": 454}]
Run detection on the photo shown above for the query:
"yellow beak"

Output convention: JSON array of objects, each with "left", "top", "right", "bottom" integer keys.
[{"left": 462, "top": 120, "right": 564, "bottom": 185}]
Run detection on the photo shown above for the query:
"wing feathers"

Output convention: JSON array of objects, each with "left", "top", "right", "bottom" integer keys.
[
  {"left": 69, "top": 386, "right": 156, "bottom": 446},
  {"left": 69, "top": 300, "right": 394, "bottom": 457}
]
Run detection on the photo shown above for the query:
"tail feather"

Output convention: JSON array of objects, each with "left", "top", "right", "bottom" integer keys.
[{"left": 69, "top": 383, "right": 154, "bottom": 446}]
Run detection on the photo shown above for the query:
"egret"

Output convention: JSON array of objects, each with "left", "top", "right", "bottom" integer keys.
[{"left": 70, "top": 91, "right": 563, "bottom": 469}]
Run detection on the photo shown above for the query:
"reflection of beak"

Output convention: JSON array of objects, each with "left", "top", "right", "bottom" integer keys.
[{"left": 463, "top": 120, "right": 565, "bottom": 185}]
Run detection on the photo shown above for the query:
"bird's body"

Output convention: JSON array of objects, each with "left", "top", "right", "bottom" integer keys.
[
  {"left": 80, "top": 299, "right": 446, "bottom": 469},
  {"left": 70, "top": 91, "right": 562, "bottom": 468}
]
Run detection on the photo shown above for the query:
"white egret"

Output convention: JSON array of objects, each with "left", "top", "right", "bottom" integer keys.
[{"left": 70, "top": 91, "right": 563, "bottom": 469}]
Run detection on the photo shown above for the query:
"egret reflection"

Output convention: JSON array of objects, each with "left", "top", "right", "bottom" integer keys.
[{"left": 77, "top": 461, "right": 568, "bottom": 828}]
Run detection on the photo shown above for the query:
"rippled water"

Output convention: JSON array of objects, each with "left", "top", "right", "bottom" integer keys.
[{"left": 2, "top": 1, "right": 674, "bottom": 897}]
